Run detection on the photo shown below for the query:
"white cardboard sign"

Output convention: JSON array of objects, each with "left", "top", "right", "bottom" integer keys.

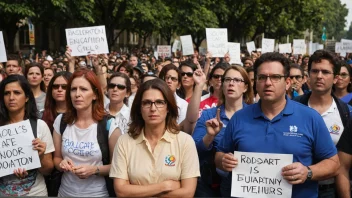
[
  {"left": 246, "top": 41, "right": 256, "bottom": 55},
  {"left": 0, "top": 31, "right": 7, "bottom": 62},
  {"left": 279, "top": 43, "right": 292, "bottom": 54},
  {"left": 262, "top": 38, "right": 275, "bottom": 54},
  {"left": 206, "top": 28, "right": 228, "bottom": 57},
  {"left": 180, "top": 35, "right": 194, "bottom": 56},
  {"left": 157, "top": 45, "right": 171, "bottom": 57},
  {"left": 293, "top": 39, "right": 306, "bottom": 55},
  {"left": 0, "top": 120, "right": 41, "bottom": 177},
  {"left": 228, "top": 42, "right": 241, "bottom": 64},
  {"left": 231, "top": 151, "right": 293, "bottom": 198},
  {"left": 172, "top": 40, "right": 181, "bottom": 52},
  {"left": 66, "top": 25, "right": 109, "bottom": 56},
  {"left": 341, "top": 39, "right": 352, "bottom": 53}
]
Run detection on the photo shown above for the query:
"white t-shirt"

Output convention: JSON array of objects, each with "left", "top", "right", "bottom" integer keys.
[
  {"left": 105, "top": 104, "right": 130, "bottom": 134},
  {"left": 53, "top": 114, "right": 118, "bottom": 197},
  {"left": 0, "top": 119, "right": 55, "bottom": 196},
  {"left": 175, "top": 93, "right": 188, "bottom": 124}
]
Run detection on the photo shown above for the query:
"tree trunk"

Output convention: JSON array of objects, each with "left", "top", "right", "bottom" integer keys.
[{"left": 5, "top": 24, "right": 18, "bottom": 53}]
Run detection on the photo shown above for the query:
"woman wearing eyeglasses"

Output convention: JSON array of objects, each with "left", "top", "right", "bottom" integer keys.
[
  {"left": 192, "top": 66, "right": 253, "bottom": 197},
  {"left": 110, "top": 78, "right": 200, "bottom": 197},
  {"left": 106, "top": 72, "right": 131, "bottom": 134},
  {"left": 334, "top": 62, "right": 352, "bottom": 104},
  {"left": 287, "top": 64, "right": 306, "bottom": 99}
]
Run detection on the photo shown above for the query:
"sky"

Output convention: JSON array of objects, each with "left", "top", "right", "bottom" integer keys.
[{"left": 341, "top": 0, "right": 352, "bottom": 30}]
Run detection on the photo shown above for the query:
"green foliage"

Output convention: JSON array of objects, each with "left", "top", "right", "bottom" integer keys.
[{"left": 347, "top": 22, "right": 352, "bottom": 40}]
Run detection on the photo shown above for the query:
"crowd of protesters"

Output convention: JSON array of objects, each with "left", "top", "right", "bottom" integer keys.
[{"left": 0, "top": 46, "right": 352, "bottom": 198}]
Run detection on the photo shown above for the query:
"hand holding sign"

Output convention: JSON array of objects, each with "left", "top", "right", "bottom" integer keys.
[
  {"left": 32, "top": 138, "right": 46, "bottom": 160},
  {"left": 222, "top": 153, "right": 238, "bottom": 172},
  {"left": 206, "top": 108, "right": 223, "bottom": 136},
  {"left": 281, "top": 162, "right": 309, "bottom": 184},
  {"left": 13, "top": 168, "right": 28, "bottom": 179}
]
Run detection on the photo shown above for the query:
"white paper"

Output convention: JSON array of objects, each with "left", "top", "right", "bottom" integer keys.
[
  {"left": 231, "top": 151, "right": 293, "bottom": 198},
  {"left": 206, "top": 28, "right": 228, "bottom": 57},
  {"left": 279, "top": 43, "right": 292, "bottom": 54},
  {"left": 157, "top": 45, "right": 171, "bottom": 57},
  {"left": 293, "top": 39, "right": 306, "bottom": 55},
  {"left": 0, "top": 120, "right": 41, "bottom": 177},
  {"left": 0, "top": 31, "right": 7, "bottom": 62},
  {"left": 180, "top": 35, "right": 194, "bottom": 56},
  {"left": 199, "top": 47, "right": 207, "bottom": 56},
  {"left": 318, "top": 44, "right": 324, "bottom": 50},
  {"left": 66, "top": 25, "right": 109, "bottom": 56},
  {"left": 172, "top": 40, "right": 181, "bottom": 52},
  {"left": 246, "top": 41, "right": 256, "bottom": 55},
  {"left": 262, "top": 38, "right": 275, "bottom": 54},
  {"left": 154, "top": 51, "right": 159, "bottom": 60},
  {"left": 228, "top": 42, "right": 241, "bottom": 64},
  {"left": 341, "top": 39, "right": 352, "bottom": 53}
]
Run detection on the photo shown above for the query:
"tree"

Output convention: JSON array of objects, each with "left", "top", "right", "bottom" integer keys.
[{"left": 347, "top": 22, "right": 352, "bottom": 40}]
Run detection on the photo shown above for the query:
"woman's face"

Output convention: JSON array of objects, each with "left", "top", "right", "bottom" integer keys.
[
  {"left": 52, "top": 76, "right": 67, "bottom": 102},
  {"left": 27, "top": 67, "right": 43, "bottom": 87},
  {"left": 222, "top": 69, "right": 247, "bottom": 102},
  {"left": 164, "top": 70, "right": 179, "bottom": 93},
  {"left": 335, "top": 66, "right": 351, "bottom": 90},
  {"left": 44, "top": 69, "right": 54, "bottom": 87},
  {"left": 70, "top": 77, "right": 97, "bottom": 112},
  {"left": 108, "top": 76, "right": 129, "bottom": 104},
  {"left": 119, "top": 67, "right": 127, "bottom": 74},
  {"left": 141, "top": 89, "right": 168, "bottom": 127},
  {"left": 180, "top": 66, "right": 194, "bottom": 88},
  {"left": 209, "top": 68, "right": 224, "bottom": 92},
  {"left": 141, "top": 64, "right": 149, "bottom": 73},
  {"left": 130, "top": 77, "right": 138, "bottom": 93},
  {"left": 4, "top": 82, "right": 28, "bottom": 114}
]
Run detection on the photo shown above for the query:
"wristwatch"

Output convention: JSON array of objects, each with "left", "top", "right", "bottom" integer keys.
[
  {"left": 306, "top": 166, "right": 313, "bottom": 180},
  {"left": 94, "top": 166, "right": 100, "bottom": 176}
]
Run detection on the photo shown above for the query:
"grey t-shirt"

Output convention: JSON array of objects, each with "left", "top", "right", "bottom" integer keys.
[{"left": 36, "top": 91, "right": 46, "bottom": 118}]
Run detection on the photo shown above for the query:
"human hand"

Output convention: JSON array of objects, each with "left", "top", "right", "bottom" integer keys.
[
  {"left": 13, "top": 168, "right": 28, "bottom": 179},
  {"left": 193, "top": 63, "right": 206, "bottom": 86},
  {"left": 222, "top": 153, "right": 238, "bottom": 172},
  {"left": 72, "top": 165, "right": 96, "bottom": 179},
  {"left": 206, "top": 51, "right": 212, "bottom": 60},
  {"left": 59, "top": 158, "right": 74, "bottom": 172},
  {"left": 162, "top": 180, "right": 181, "bottom": 192},
  {"left": 206, "top": 108, "right": 223, "bottom": 137},
  {"left": 65, "top": 46, "right": 75, "bottom": 63},
  {"left": 281, "top": 162, "right": 308, "bottom": 184},
  {"left": 32, "top": 138, "right": 46, "bottom": 160}
]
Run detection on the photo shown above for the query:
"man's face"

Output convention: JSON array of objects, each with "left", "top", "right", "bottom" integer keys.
[
  {"left": 172, "top": 58, "right": 179, "bottom": 67},
  {"left": 42, "top": 61, "right": 50, "bottom": 68},
  {"left": 248, "top": 71, "right": 254, "bottom": 88},
  {"left": 129, "top": 57, "right": 138, "bottom": 67},
  {"left": 308, "top": 59, "right": 337, "bottom": 94},
  {"left": 289, "top": 68, "right": 304, "bottom": 91},
  {"left": 6, "top": 60, "right": 21, "bottom": 75},
  {"left": 256, "top": 61, "right": 290, "bottom": 104}
]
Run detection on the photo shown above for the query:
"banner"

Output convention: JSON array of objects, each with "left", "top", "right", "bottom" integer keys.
[
  {"left": 206, "top": 28, "right": 228, "bottom": 57},
  {"left": 262, "top": 38, "right": 275, "bottom": 54},
  {"left": 231, "top": 151, "right": 293, "bottom": 198},
  {"left": 28, "top": 18, "right": 35, "bottom": 46},
  {"left": 0, "top": 120, "right": 41, "bottom": 177},
  {"left": 293, "top": 39, "right": 306, "bottom": 55},
  {"left": 180, "top": 35, "right": 194, "bottom": 56},
  {"left": 0, "top": 31, "right": 7, "bottom": 62},
  {"left": 246, "top": 41, "right": 256, "bottom": 55},
  {"left": 66, "top": 25, "right": 109, "bottom": 56},
  {"left": 279, "top": 43, "right": 291, "bottom": 54},
  {"left": 228, "top": 42, "right": 241, "bottom": 64},
  {"left": 157, "top": 45, "right": 171, "bottom": 57}
]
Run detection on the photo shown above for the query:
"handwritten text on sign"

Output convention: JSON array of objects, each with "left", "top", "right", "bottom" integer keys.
[
  {"left": 231, "top": 151, "right": 293, "bottom": 198},
  {"left": 262, "top": 38, "right": 275, "bottom": 54},
  {"left": 66, "top": 26, "right": 109, "bottom": 56},
  {"left": 0, "top": 31, "right": 7, "bottom": 62},
  {"left": 157, "top": 45, "right": 171, "bottom": 57},
  {"left": 206, "top": 28, "right": 228, "bottom": 57},
  {"left": 0, "top": 120, "right": 41, "bottom": 177},
  {"left": 180, "top": 35, "right": 194, "bottom": 56}
]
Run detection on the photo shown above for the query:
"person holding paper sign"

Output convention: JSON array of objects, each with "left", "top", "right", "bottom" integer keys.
[
  {"left": 0, "top": 75, "right": 55, "bottom": 196},
  {"left": 192, "top": 65, "right": 253, "bottom": 197},
  {"left": 215, "top": 52, "right": 339, "bottom": 198}
]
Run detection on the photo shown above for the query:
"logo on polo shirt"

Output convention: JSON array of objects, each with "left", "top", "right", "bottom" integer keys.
[
  {"left": 329, "top": 124, "right": 340, "bottom": 135},
  {"left": 289, "top": 125, "right": 298, "bottom": 133},
  {"left": 283, "top": 125, "right": 303, "bottom": 137},
  {"left": 165, "top": 155, "right": 176, "bottom": 166}
]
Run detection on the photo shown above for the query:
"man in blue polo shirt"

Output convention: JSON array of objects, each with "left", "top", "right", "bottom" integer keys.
[{"left": 215, "top": 52, "right": 340, "bottom": 198}]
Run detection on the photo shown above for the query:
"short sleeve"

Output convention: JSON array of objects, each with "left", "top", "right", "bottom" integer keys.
[
  {"left": 108, "top": 117, "right": 119, "bottom": 138},
  {"left": 37, "top": 120, "right": 55, "bottom": 154},
  {"left": 53, "top": 114, "right": 63, "bottom": 135},
  {"left": 180, "top": 134, "right": 200, "bottom": 179},
  {"left": 109, "top": 134, "right": 129, "bottom": 180}
]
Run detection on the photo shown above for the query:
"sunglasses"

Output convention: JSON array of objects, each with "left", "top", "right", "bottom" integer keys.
[
  {"left": 108, "top": 83, "right": 127, "bottom": 90},
  {"left": 212, "top": 74, "right": 223, "bottom": 79},
  {"left": 181, "top": 72, "right": 193, "bottom": 77},
  {"left": 52, "top": 84, "right": 67, "bottom": 90}
]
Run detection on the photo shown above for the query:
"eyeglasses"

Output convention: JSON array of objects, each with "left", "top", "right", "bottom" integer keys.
[
  {"left": 223, "top": 77, "right": 245, "bottom": 84},
  {"left": 339, "top": 73, "right": 350, "bottom": 79},
  {"left": 212, "top": 74, "right": 223, "bottom": 79},
  {"left": 310, "top": 69, "right": 333, "bottom": 76},
  {"left": 141, "top": 99, "right": 166, "bottom": 108},
  {"left": 256, "top": 74, "right": 286, "bottom": 83},
  {"left": 181, "top": 72, "right": 193, "bottom": 77},
  {"left": 52, "top": 84, "right": 67, "bottom": 90},
  {"left": 108, "top": 83, "right": 127, "bottom": 90},
  {"left": 165, "top": 75, "right": 178, "bottom": 82},
  {"left": 289, "top": 75, "right": 303, "bottom": 81}
]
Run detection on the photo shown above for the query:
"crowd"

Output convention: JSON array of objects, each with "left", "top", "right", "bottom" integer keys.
[{"left": 0, "top": 47, "right": 352, "bottom": 198}]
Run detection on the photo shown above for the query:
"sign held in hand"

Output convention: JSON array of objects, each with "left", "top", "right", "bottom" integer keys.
[
  {"left": 157, "top": 45, "right": 171, "bottom": 57},
  {"left": 0, "top": 31, "right": 7, "bottom": 62},
  {"left": 206, "top": 28, "right": 228, "bottom": 57},
  {"left": 180, "top": 35, "right": 194, "bottom": 56}
]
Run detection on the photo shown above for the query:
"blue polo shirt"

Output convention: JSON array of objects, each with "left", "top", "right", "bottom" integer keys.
[{"left": 218, "top": 98, "right": 337, "bottom": 198}]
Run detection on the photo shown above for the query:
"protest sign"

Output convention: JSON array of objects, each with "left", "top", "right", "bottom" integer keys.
[
  {"left": 262, "top": 38, "right": 275, "bottom": 54},
  {"left": 0, "top": 31, "right": 7, "bottom": 62},
  {"left": 180, "top": 35, "right": 194, "bottom": 56},
  {"left": 246, "top": 41, "right": 256, "bottom": 54},
  {"left": 0, "top": 120, "right": 41, "bottom": 177},
  {"left": 293, "top": 39, "right": 306, "bottom": 55},
  {"left": 154, "top": 52, "right": 159, "bottom": 60},
  {"left": 231, "top": 151, "right": 293, "bottom": 198},
  {"left": 172, "top": 40, "right": 181, "bottom": 52},
  {"left": 279, "top": 43, "right": 291, "bottom": 54},
  {"left": 318, "top": 44, "right": 324, "bottom": 50},
  {"left": 228, "top": 42, "right": 241, "bottom": 64},
  {"left": 66, "top": 25, "right": 109, "bottom": 56},
  {"left": 199, "top": 47, "right": 207, "bottom": 56},
  {"left": 341, "top": 39, "right": 352, "bottom": 53},
  {"left": 157, "top": 45, "right": 171, "bottom": 57},
  {"left": 206, "top": 28, "right": 228, "bottom": 57}
]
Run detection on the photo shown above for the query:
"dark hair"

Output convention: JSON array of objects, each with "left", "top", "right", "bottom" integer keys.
[
  {"left": 6, "top": 54, "right": 20, "bottom": 66},
  {"left": 253, "top": 52, "right": 290, "bottom": 77},
  {"left": 159, "top": 64, "right": 181, "bottom": 85},
  {"left": 179, "top": 60, "right": 197, "bottom": 72},
  {"left": 24, "top": 62, "right": 46, "bottom": 92},
  {"left": 108, "top": 72, "right": 132, "bottom": 105},
  {"left": 245, "top": 66, "right": 254, "bottom": 74},
  {"left": 64, "top": 68, "right": 106, "bottom": 124},
  {"left": 128, "top": 78, "right": 179, "bottom": 139},
  {"left": 42, "top": 72, "right": 72, "bottom": 132},
  {"left": 0, "top": 75, "right": 38, "bottom": 126},
  {"left": 141, "top": 71, "right": 157, "bottom": 83},
  {"left": 208, "top": 63, "right": 229, "bottom": 94},
  {"left": 289, "top": 63, "right": 304, "bottom": 76},
  {"left": 308, "top": 50, "right": 340, "bottom": 75}
]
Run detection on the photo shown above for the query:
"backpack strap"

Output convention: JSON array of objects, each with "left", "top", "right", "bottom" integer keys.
[
  {"left": 97, "top": 115, "right": 114, "bottom": 165},
  {"left": 29, "top": 118, "right": 37, "bottom": 138},
  {"left": 59, "top": 113, "right": 67, "bottom": 135},
  {"left": 333, "top": 95, "right": 350, "bottom": 128}
]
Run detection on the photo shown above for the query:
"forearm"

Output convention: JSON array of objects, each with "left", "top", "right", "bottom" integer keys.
[
  {"left": 95, "top": 66, "right": 107, "bottom": 93},
  {"left": 310, "top": 155, "right": 340, "bottom": 181},
  {"left": 160, "top": 187, "right": 194, "bottom": 198},
  {"left": 185, "top": 84, "right": 204, "bottom": 123},
  {"left": 38, "top": 154, "right": 54, "bottom": 176},
  {"left": 204, "top": 59, "right": 210, "bottom": 76},
  {"left": 96, "top": 164, "right": 110, "bottom": 176},
  {"left": 215, "top": 152, "right": 226, "bottom": 171},
  {"left": 53, "top": 156, "right": 64, "bottom": 171},
  {"left": 202, "top": 133, "right": 215, "bottom": 148},
  {"left": 336, "top": 168, "right": 351, "bottom": 198},
  {"left": 115, "top": 182, "right": 166, "bottom": 197},
  {"left": 68, "top": 61, "right": 75, "bottom": 73}
]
